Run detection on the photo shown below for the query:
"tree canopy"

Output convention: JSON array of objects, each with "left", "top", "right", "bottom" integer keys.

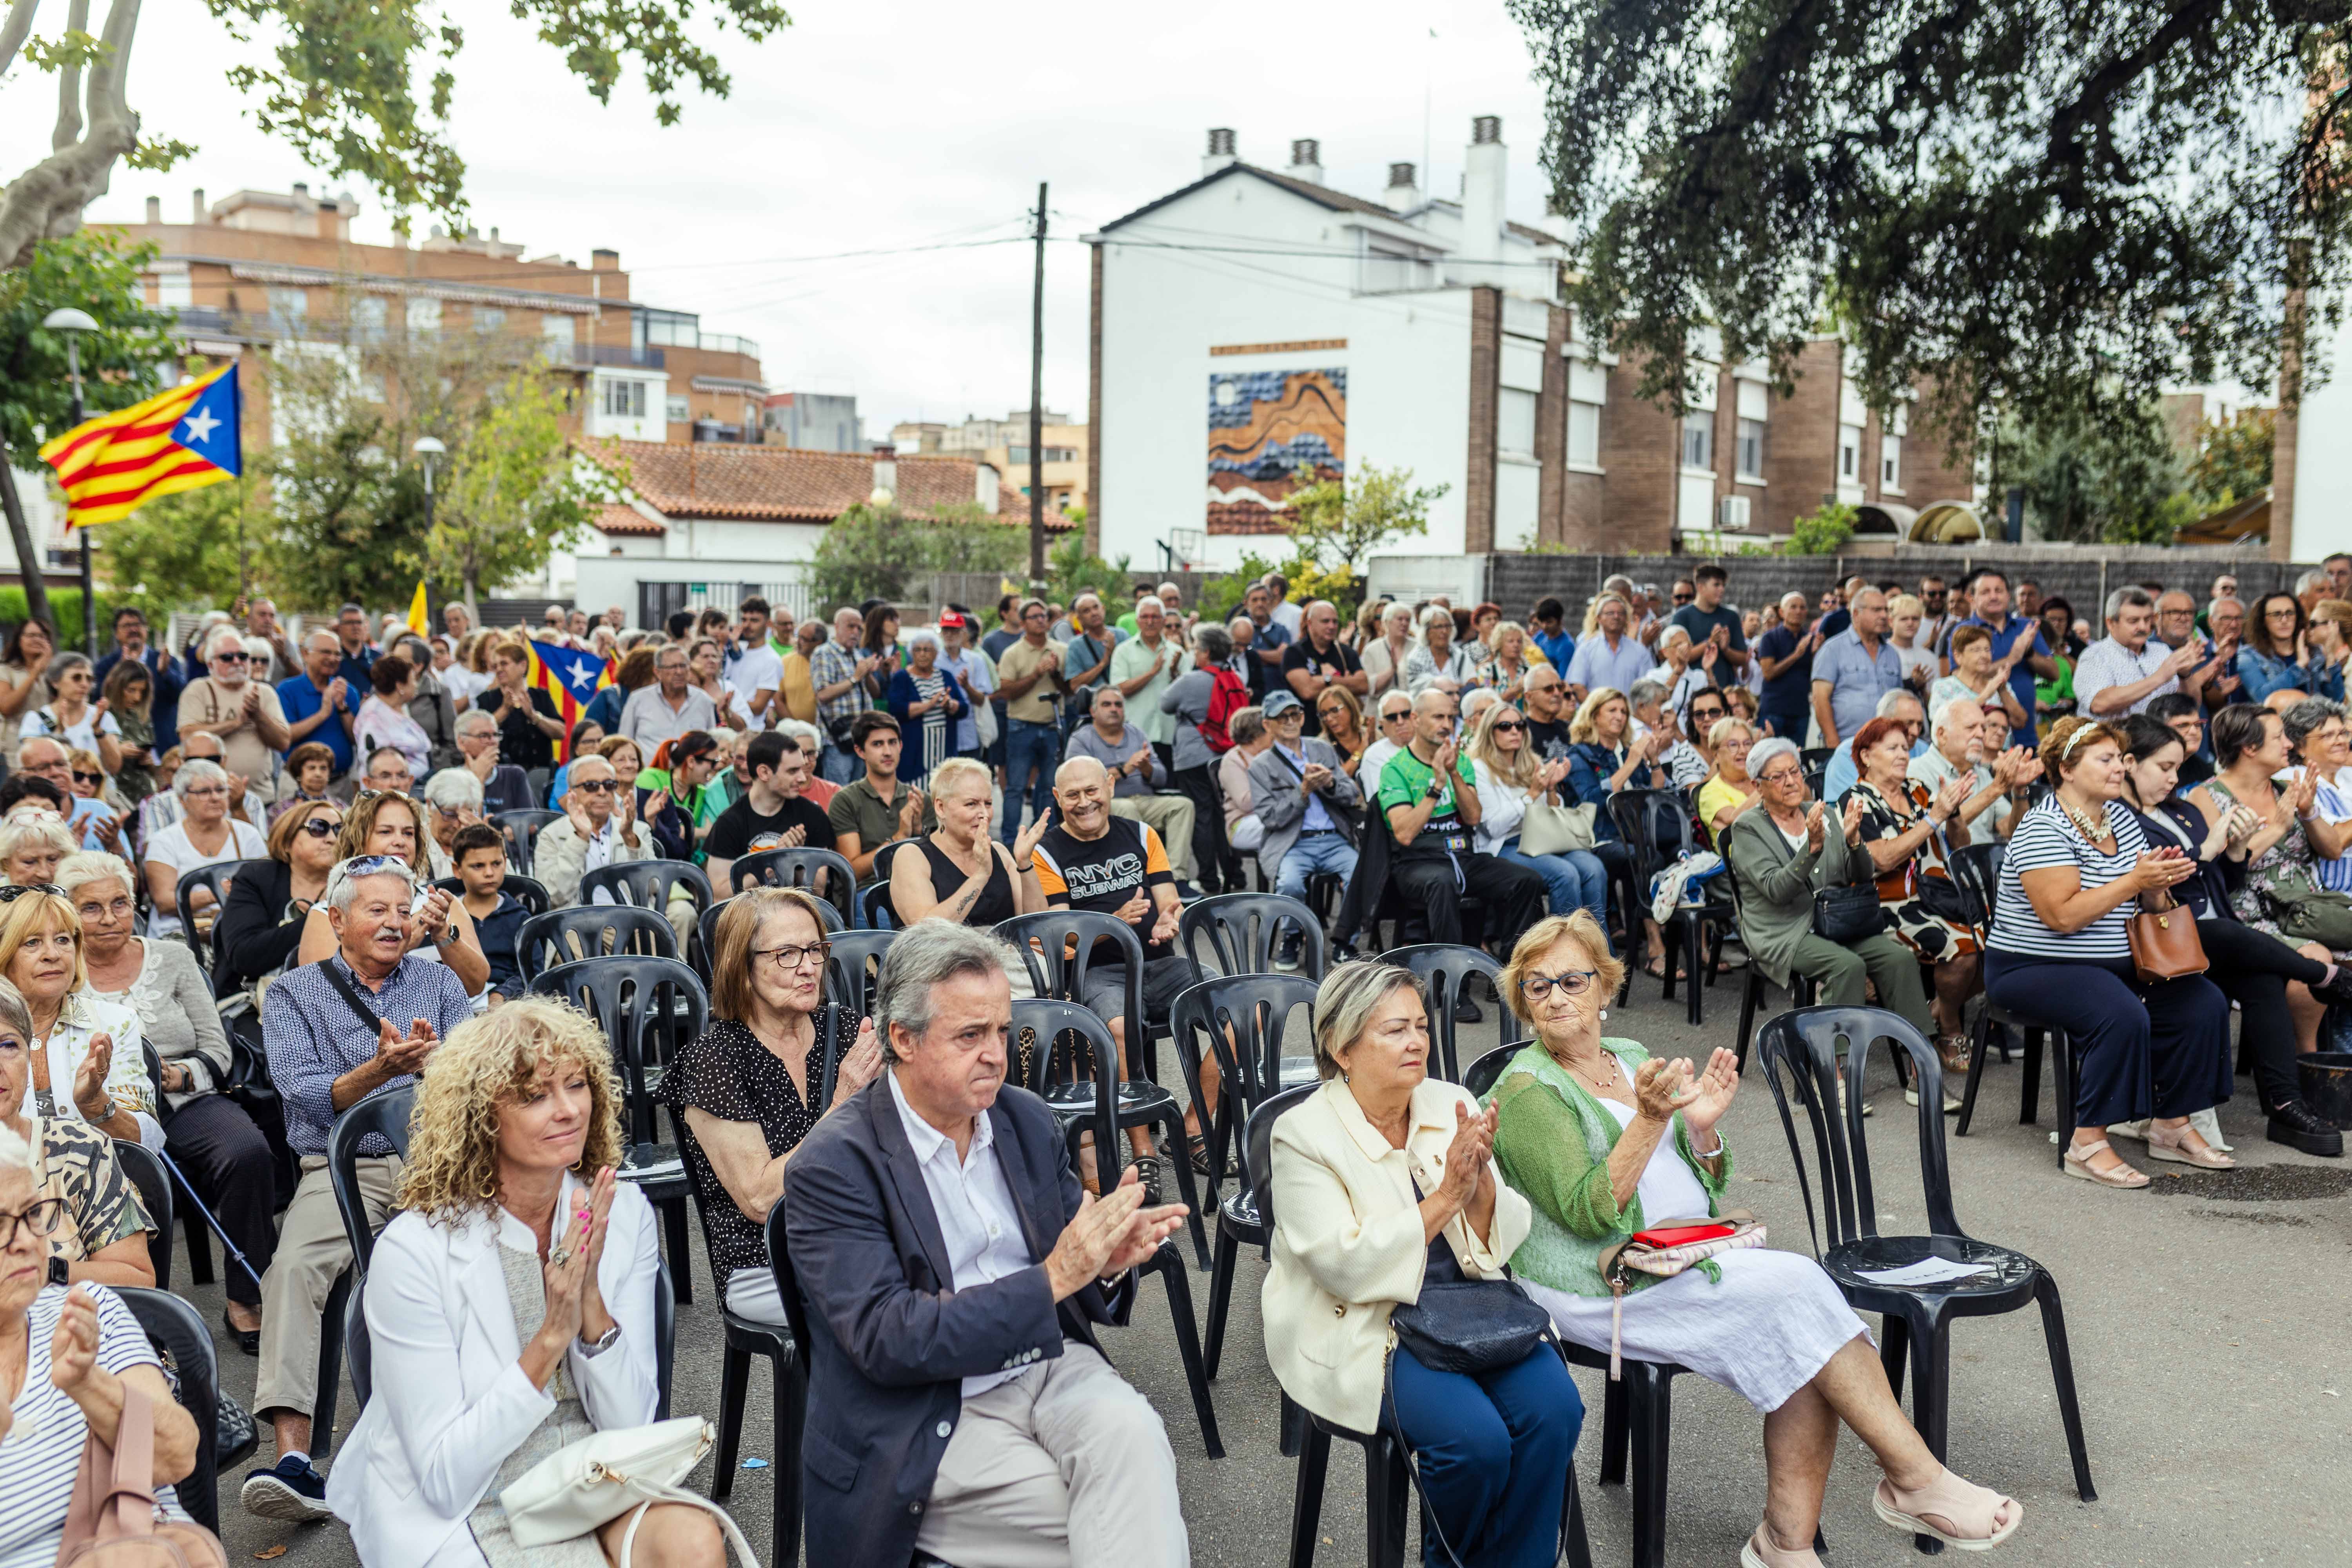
[{"left": 1509, "top": 0, "right": 2352, "bottom": 439}]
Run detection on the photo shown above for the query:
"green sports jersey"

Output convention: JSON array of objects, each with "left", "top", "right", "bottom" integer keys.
[{"left": 1376, "top": 747, "right": 1477, "bottom": 860}]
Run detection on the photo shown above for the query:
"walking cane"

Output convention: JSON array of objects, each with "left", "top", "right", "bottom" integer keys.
[{"left": 153, "top": 1143, "right": 267, "bottom": 1295}]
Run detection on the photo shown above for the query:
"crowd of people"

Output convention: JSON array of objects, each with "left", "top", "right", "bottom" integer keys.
[{"left": 0, "top": 556, "right": 2344, "bottom": 1568}]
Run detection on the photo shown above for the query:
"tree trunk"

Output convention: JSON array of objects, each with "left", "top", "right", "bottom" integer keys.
[
  {"left": 0, "top": 462, "right": 56, "bottom": 628},
  {"left": 464, "top": 566, "right": 479, "bottom": 618}
]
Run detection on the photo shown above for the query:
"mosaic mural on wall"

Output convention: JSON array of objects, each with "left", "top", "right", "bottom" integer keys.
[{"left": 1206, "top": 368, "right": 1346, "bottom": 534}]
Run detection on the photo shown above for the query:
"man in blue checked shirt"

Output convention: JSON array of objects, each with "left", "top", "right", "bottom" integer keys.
[{"left": 242, "top": 855, "right": 474, "bottom": 1525}]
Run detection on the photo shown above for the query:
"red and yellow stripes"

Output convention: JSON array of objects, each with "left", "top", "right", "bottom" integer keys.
[{"left": 38, "top": 365, "right": 234, "bottom": 529}]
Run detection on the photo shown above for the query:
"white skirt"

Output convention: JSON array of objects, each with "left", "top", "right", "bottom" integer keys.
[{"left": 1523, "top": 1248, "right": 1869, "bottom": 1414}]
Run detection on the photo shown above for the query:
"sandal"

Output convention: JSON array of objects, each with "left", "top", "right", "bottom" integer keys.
[
  {"left": 1740, "top": 1523, "right": 1823, "bottom": 1568},
  {"left": 2147, "top": 1122, "right": 2236, "bottom": 1169},
  {"left": 1935, "top": 1034, "right": 1971, "bottom": 1076},
  {"left": 1187, "top": 1132, "right": 1215, "bottom": 1178},
  {"left": 1872, "top": 1470, "right": 2023, "bottom": 1551},
  {"left": 2062, "top": 1138, "right": 2149, "bottom": 1189}
]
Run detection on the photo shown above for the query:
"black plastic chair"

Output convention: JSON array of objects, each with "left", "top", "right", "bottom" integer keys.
[
  {"left": 856, "top": 839, "right": 915, "bottom": 931},
  {"left": 699, "top": 892, "right": 844, "bottom": 985},
  {"left": 172, "top": 858, "right": 262, "bottom": 969},
  {"left": 690, "top": 1192, "right": 803, "bottom": 1568},
  {"left": 493, "top": 808, "right": 563, "bottom": 876},
  {"left": 515, "top": 906, "right": 677, "bottom": 982},
  {"left": 111, "top": 1138, "right": 175, "bottom": 1292},
  {"left": 115, "top": 1287, "right": 223, "bottom": 1536},
  {"left": 996, "top": 910, "right": 1206, "bottom": 1264},
  {"left": 1261, "top": 1084, "right": 1592, "bottom": 1568},
  {"left": 435, "top": 873, "right": 552, "bottom": 917},
  {"left": 581, "top": 858, "right": 714, "bottom": 931},
  {"left": 1608, "top": 788, "right": 1732, "bottom": 1025},
  {"left": 308, "top": 1083, "right": 416, "bottom": 1460},
  {"left": 1461, "top": 1042, "right": 1523, "bottom": 1099},
  {"left": 729, "top": 847, "right": 858, "bottom": 927},
  {"left": 530, "top": 957, "right": 706, "bottom": 1304},
  {"left": 1799, "top": 746, "right": 1838, "bottom": 773},
  {"left": 823, "top": 929, "right": 898, "bottom": 1019},
  {"left": 1755, "top": 1004, "right": 2097, "bottom": 1545},
  {"left": 1178, "top": 891, "right": 1326, "bottom": 980},
  {"left": 1384, "top": 944, "right": 1520, "bottom": 1084},
  {"left": 763, "top": 1197, "right": 818, "bottom": 1568},
  {"left": 1006, "top": 997, "right": 1223, "bottom": 1457}
]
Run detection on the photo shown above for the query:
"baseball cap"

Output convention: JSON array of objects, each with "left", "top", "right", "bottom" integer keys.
[
  {"left": 938, "top": 610, "right": 967, "bottom": 630},
  {"left": 1263, "top": 691, "right": 1303, "bottom": 717}
]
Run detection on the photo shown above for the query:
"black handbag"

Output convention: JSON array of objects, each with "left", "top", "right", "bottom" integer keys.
[
  {"left": 1810, "top": 884, "right": 1886, "bottom": 943},
  {"left": 1387, "top": 1277, "right": 1555, "bottom": 1375}
]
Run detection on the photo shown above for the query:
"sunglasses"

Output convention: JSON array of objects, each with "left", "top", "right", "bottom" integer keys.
[
  {"left": 1671, "top": 593, "right": 1693, "bottom": 603},
  {"left": 574, "top": 779, "right": 616, "bottom": 794},
  {"left": 1690, "top": 710, "right": 1725, "bottom": 724},
  {"left": 212, "top": 650, "right": 250, "bottom": 664},
  {"left": 1489, "top": 719, "right": 1526, "bottom": 733},
  {"left": 300, "top": 817, "right": 344, "bottom": 838},
  {"left": 71, "top": 771, "right": 101, "bottom": 786},
  {"left": 0, "top": 884, "right": 64, "bottom": 902}
]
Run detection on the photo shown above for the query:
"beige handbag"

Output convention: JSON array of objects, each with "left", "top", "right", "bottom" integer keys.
[
  {"left": 1516, "top": 799, "right": 1598, "bottom": 856},
  {"left": 499, "top": 1416, "right": 759, "bottom": 1567}
]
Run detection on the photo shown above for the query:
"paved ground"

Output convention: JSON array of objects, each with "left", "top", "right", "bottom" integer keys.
[{"left": 185, "top": 968, "right": 2352, "bottom": 1568}]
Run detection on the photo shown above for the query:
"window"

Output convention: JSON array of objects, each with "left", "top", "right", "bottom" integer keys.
[
  {"left": 1881, "top": 433, "right": 1902, "bottom": 489},
  {"left": 472, "top": 306, "right": 506, "bottom": 336},
  {"left": 349, "top": 296, "right": 387, "bottom": 345},
  {"left": 1736, "top": 417, "right": 1766, "bottom": 480},
  {"left": 406, "top": 297, "right": 441, "bottom": 336},
  {"left": 1500, "top": 389, "right": 1538, "bottom": 457},
  {"left": 266, "top": 288, "right": 308, "bottom": 336},
  {"left": 154, "top": 270, "right": 191, "bottom": 309},
  {"left": 540, "top": 313, "right": 575, "bottom": 360},
  {"left": 1681, "top": 410, "right": 1713, "bottom": 470},
  {"left": 666, "top": 395, "right": 690, "bottom": 423},
  {"left": 602, "top": 379, "right": 647, "bottom": 419},
  {"left": 1363, "top": 246, "right": 1429, "bottom": 292},
  {"left": 1838, "top": 423, "right": 1863, "bottom": 481},
  {"left": 1567, "top": 400, "right": 1601, "bottom": 466}
]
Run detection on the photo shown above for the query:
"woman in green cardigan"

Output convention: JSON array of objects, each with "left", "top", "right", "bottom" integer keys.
[{"left": 1483, "top": 911, "right": 2022, "bottom": 1566}]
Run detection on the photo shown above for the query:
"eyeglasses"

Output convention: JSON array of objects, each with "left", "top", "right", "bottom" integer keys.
[
  {"left": 1671, "top": 592, "right": 1693, "bottom": 603},
  {"left": 0, "top": 1198, "right": 66, "bottom": 1250},
  {"left": 1489, "top": 719, "right": 1525, "bottom": 733},
  {"left": 753, "top": 939, "right": 832, "bottom": 971},
  {"left": 1757, "top": 766, "right": 1802, "bottom": 785},
  {"left": 300, "top": 817, "right": 344, "bottom": 838},
  {"left": 574, "top": 779, "right": 616, "bottom": 794},
  {"left": 1382, "top": 710, "right": 1412, "bottom": 724},
  {"left": 1521, "top": 969, "right": 1598, "bottom": 1001},
  {"left": 183, "top": 785, "right": 227, "bottom": 799},
  {"left": 71, "top": 771, "right": 101, "bottom": 786},
  {"left": 1689, "top": 709, "right": 1725, "bottom": 725},
  {"left": 211, "top": 651, "right": 249, "bottom": 664}
]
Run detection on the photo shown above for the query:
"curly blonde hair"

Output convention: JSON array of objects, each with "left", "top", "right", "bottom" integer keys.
[{"left": 396, "top": 996, "right": 626, "bottom": 1223}]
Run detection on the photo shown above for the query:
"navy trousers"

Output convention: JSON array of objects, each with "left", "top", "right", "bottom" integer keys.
[
  {"left": 1383, "top": 1342, "right": 1584, "bottom": 1568},
  {"left": 1982, "top": 949, "right": 2232, "bottom": 1127}
]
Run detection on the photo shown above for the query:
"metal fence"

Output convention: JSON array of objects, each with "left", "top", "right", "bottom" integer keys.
[{"left": 635, "top": 579, "right": 811, "bottom": 633}]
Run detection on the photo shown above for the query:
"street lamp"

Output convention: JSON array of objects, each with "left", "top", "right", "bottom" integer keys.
[
  {"left": 42, "top": 307, "right": 98, "bottom": 655},
  {"left": 412, "top": 436, "right": 445, "bottom": 525}
]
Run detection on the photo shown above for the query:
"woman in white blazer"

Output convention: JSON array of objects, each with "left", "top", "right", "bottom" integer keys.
[
  {"left": 325, "top": 997, "right": 730, "bottom": 1568},
  {"left": 1263, "top": 962, "right": 1583, "bottom": 1568}
]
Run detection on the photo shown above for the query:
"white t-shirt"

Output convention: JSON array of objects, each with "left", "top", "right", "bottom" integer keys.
[
  {"left": 723, "top": 644, "right": 784, "bottom": 730},
  {"left": 142, "top": 817, "right": 267, "bottom": 938},
  {"left": 21, "top": 704, "right": 121, "bottom": 755},
  {"left": 1270, "top": 601, "right": 1304, "bottom": 637},
  {"left": 439, "top": 664, "right": 489, "bottom": 705}
]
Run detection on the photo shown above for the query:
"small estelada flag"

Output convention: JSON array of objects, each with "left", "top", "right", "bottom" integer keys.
[{"left": 39, "top": 362, "right": 242, "bottom": 529}]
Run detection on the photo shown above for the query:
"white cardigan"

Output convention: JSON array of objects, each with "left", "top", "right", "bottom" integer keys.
[
  {"left": 326, "top": 1177, "right": 662, "bottom": 1568},
  {"left": 1262, "top": 1077, "right": 1532, "bottom": 1433}
]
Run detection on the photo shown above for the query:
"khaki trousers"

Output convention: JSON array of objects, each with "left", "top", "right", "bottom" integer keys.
[
  {"left": 915, "top": 1341, "right": 1189, "bottom": 1568},
  {"left": 1110, "top": 794, "right": 1198, "bottom": 882},
  {"left": 253, "top": 1154, "right": 400, "bottom": 1420}
]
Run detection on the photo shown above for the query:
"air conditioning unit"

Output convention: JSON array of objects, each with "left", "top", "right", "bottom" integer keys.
[{"left": 1717, "top": 494, "right": 1753, "bottom": 531}]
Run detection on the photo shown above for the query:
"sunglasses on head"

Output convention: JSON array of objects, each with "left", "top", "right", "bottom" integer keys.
[{"left": 0, "top": 884, "right": 64, "bottom": 903}]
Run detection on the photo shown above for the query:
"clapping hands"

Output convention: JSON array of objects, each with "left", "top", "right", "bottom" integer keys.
[{"left": 1045, "top": 1165, "right": 1189, "bottom": 1299}]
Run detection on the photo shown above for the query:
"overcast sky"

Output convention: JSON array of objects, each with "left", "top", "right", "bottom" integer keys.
[{"left": 5, "top": 0, "right": 1563, "bottom": 435}]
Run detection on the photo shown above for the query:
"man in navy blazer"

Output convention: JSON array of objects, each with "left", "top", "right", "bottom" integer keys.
[{"left": 783, "top": 921, "right": 1193, "bottom": 1568}]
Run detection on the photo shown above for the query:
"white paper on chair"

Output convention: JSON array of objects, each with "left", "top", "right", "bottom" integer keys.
[{"left": 1854, "top": 1256, "right": 1993, "bottom": 1287}]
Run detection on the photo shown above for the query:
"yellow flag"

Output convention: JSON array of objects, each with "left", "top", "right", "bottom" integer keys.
[{"left": 407, "top": 581, "right": 429, "bottom": 638}]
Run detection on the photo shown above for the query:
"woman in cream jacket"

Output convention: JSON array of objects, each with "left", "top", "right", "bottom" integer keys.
[
  {"left": 1264, "top": 961, "right": 1583, "bottom": 1568},
  {"left": 327, "top": 998, "right": 731, "bottom": 1568}
]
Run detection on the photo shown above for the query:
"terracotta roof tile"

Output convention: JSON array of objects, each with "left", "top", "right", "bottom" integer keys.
[
  {"left": 586, "top": 439, "right": 1072, "bottom": 530},
  {"left": 592, "top": 503, "right": 665, "bottom": 537}
]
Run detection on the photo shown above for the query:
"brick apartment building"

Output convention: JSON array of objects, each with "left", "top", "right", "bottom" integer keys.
[
  {"left": 893, "top": 410, "right": 1088, "bottom": 517},
  {"left": 101, "top": 183, "right": 769, "bottom": 446},
  {"left": 1086, "top": 121, "right": 1976, "bottom": 572}
]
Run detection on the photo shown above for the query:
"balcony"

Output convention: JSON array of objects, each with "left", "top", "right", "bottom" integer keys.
[
  {"left": 570, "top": 343, "right": 666, "bottom": 369},
  {"left": 696, "top": 333, "right": 760, "bottom": 360}
]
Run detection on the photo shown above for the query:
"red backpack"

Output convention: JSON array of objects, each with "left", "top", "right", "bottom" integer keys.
[{"left": 1196, "top": 667, "right": 1250, "bottom": 754}]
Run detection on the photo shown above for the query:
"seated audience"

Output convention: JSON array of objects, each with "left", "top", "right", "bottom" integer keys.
[
  {"left": 99, "top": 658, "right": 160, "bottom": 809},
  {"left": 1644, "top": 626, "right": 1715, "bottom": 722},
  {"left": 637, "top": 730, "right": 720, "bottom": 862},
  {"left": 532, "top": 754, "right": 653, "bottom": 908},
  {"left": 1982, "top": 716, "right": 2235, "bottom": 1187},
  {"left": 2285, "top": 697, "right": 2352, "bottom": 896},
  {"left": 1486, "top": 913, "right": 2022, "bottom": 1561},
  {"left": 1315, "top": 681, "right": 1372, "bottom": 778},
  {"left": 269, "top": 740, "right": 338, "bottom": 825},
  {"left": 1218, "top": 706, "right": 1270, "bottom": 855},
  {"left": 1930, "top": 625, "right": 2031, "bottom": 731},
  {"left": 1848, "top": 716, "right": 1984, "bottom": 1083},
  {"left": 0, "top": 1130, "right": 197, "bottom": 1561},
  {"left": 777, "top": 719, "right": 837, "bottom": 808},
  {"left": 420, "top": 763, "right": 487, "bottom": 879},
  {"left": 351, "top": 653, "right": 431, "bottom": 779},
  {"left": 0, "top": 808, "right": 74, "bottom": 888},
  {"left": 64, "top": 850, "right": 279, "bottom": 1346},
  {"left": 295, "top": 790, "right": 492, "bottom": 1000},
  {"left": 1401, "top": 604, "right": 1475, "bottom": 696},
  {"left": 0, "top": 884, "right": 157, "bottom": 1152},
  {"left": 16, "top": 735, "right": 122, "bottom": 853},
  {"left": 1565, "top": 686, "right": 1670, "bottom": 967},
  {"left": 2238, "top": 593, "right": 2327, "bottom": 705},
  {"left": 1821, "top": 689, "right": 1926, "bottom": 804},
  {"left": 1722, "top": 739, "right": 1933, "bottom": 1046},
  {"left": 2116, "top": 715, "right": 2345, "bottom": 1156},
  {"left": 885, "top": 630, "right": 968, "bottom": 781},
  {"left": 1696, "top": 716, "right": 1763, "bottom": 847},
  {"left": 214, "top": 798, "right": 343, "bottom": 999},
  {"left": 704, "top": 731, "right": 835, "bottom": 895},
  {"left": 545, "top": 720, "right": 604, "bottom": 807},
  {"left": 353, "top": 740, "right": 417, "bottom": 802},
  {"left": 1251, "top": 690, "right": 1362, "bottom": 906},
  {"left": 1466, "top": 699, "right": 1609, "bottom": 936},
  {"left": 669, "top": 888, "right": 884, "bottom": 1323},
  {"left": 782, "top": 921, "right": 1190, "bottom": 1568},
  {"left": 891, "top": 757, "right": 1048, "bottom": 926},
  {"left": 456, "top": 708, "right": 534, "bottom": 816},
  {"left": 135, "top": 729, "right": 262, "bottom": 841},
  {"left": 1156, "top": 622, "right": 1246, "bottom": 896},
  {"left": 1377, "top": 689, "right": 1546, "bottom": 957},
  {"left": 828, "top": 712, "right": 926, "bottom": 889},
  {"left": 450, "top": 822, "right": 527, "bottom": 1004},
  {"left": 0, "top": 977, "right": 154, "bottom": 1288},
  {"left": 1907, "top": 697, "right": 2036, "bottom": 848},
  {"left": 2145, "top": 692, "right": 2213, "bottom": 789},
  {"left": 1264, "top": 960, "right": 1581, "bottom": 1568},
  {"left": 142, "top": 757, "right": 268, "bottom": 942},
  {"left": 244, "top": 853, "right": 476, "bottom": 1521},
  {"left": 1066, "top": 686, "right": 1199, "bottom": 889},
  {"left": 326, "top": 997, "right": 733, "bottom": 1568}
]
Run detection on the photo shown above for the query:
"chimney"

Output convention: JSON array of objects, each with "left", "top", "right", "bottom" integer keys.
[
  {"left": 191, "top": 188, "right": 205, "bottom": 224},
  {"left": 1287, "top": 138, "right": 1324, "bottom": 186},
  {"left": 316, "top": 201, "right": 339, "bottom": 240},
  {"left": 1203, "top": 127, "right": 1237, "bottom": 177},
  {"left": 1383, "top": 162, "right": 1421, "bottom": 210},
  {"left": 591, "top": 249, "right": 619, "bottom": 272},
  {"left": 871, "top": 446, "right": 898, "bottom": 505},
  {"left": 1460, "top": 116, "right": 1505, "bottom": 265},
  {"left": 144, "top": 196, "right": 160, "bottom": 225}
]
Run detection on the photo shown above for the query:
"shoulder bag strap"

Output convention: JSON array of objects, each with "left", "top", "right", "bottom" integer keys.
[{"left": 317, "top": 958, "right": 388, "bottom": 1037}]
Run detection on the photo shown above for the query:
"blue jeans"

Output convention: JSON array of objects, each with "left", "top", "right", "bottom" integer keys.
[
  {"left": 1273, "top": 829, "right": 1357, "bottom": 903},
  {"left": 1384, "top": 1340, "right": 1584, "bottom": 1568},
  {"left": 818, "top": 740, "right": 858, "bottom": 786},
  {"left": 1497, "top": 838, "right": 1612, "bottom": 946},
  {"left": 1000, "top": 719, "right": 1060, "bottom": 846}
]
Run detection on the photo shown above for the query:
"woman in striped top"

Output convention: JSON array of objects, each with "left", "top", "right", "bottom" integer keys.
[{"left": 1983, "top": 716, "right": 2235, "bottom": 1187}]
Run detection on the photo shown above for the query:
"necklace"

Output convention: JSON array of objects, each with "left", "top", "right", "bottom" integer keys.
[
  {"left": 1553, "top": 1041, "right": 1621, "bottom": 1094},
  {"left": 2058, "top": 792, "right": 2112, "bottom": 846}
]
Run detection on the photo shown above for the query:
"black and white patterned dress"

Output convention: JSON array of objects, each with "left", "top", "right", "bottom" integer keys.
[{"left": 1853, "top": 779, "right": 1980, "bottom": 961}]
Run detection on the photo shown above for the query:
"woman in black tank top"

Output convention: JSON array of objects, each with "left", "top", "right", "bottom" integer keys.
[
  {"left": 886, "top": 758, "right": 1049, "bottom": 927},
  {"left": 916, "top": 835, "right": 1015, "bottom": 926}
]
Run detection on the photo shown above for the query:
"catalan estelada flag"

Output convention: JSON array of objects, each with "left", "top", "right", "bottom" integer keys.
[
  {"left": 526, "top": 638, "right": 615, "bottom": 761},
  {"left": 38, "top": 363, "right": 241, "bottom": 529}
]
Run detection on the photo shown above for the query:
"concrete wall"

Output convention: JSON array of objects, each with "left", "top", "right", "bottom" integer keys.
[{"left": 2293, "top": 306, "right": 2352, "bottom": 562}]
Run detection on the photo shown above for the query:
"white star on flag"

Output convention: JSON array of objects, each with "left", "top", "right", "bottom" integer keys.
[
  {"left": 179, "top": 408, "right": 221, "bottom": 445},
  {"left": 568, "top": 664, "right": 599, "bottom": 692}
]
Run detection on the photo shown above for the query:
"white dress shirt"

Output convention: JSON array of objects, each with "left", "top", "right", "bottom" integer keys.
[{"left": 887, "top": 1068, "right": 1037, "bottom": 1396}]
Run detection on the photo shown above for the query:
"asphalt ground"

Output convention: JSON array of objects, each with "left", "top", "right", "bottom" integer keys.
[{"left": 187, "top": 967, "right": 2352, "bottom": 1568}]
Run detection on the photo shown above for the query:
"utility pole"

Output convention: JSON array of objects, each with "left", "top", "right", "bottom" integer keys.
[{"left": 1029, "top": 181, "right": 1048, "bottom": 585}]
